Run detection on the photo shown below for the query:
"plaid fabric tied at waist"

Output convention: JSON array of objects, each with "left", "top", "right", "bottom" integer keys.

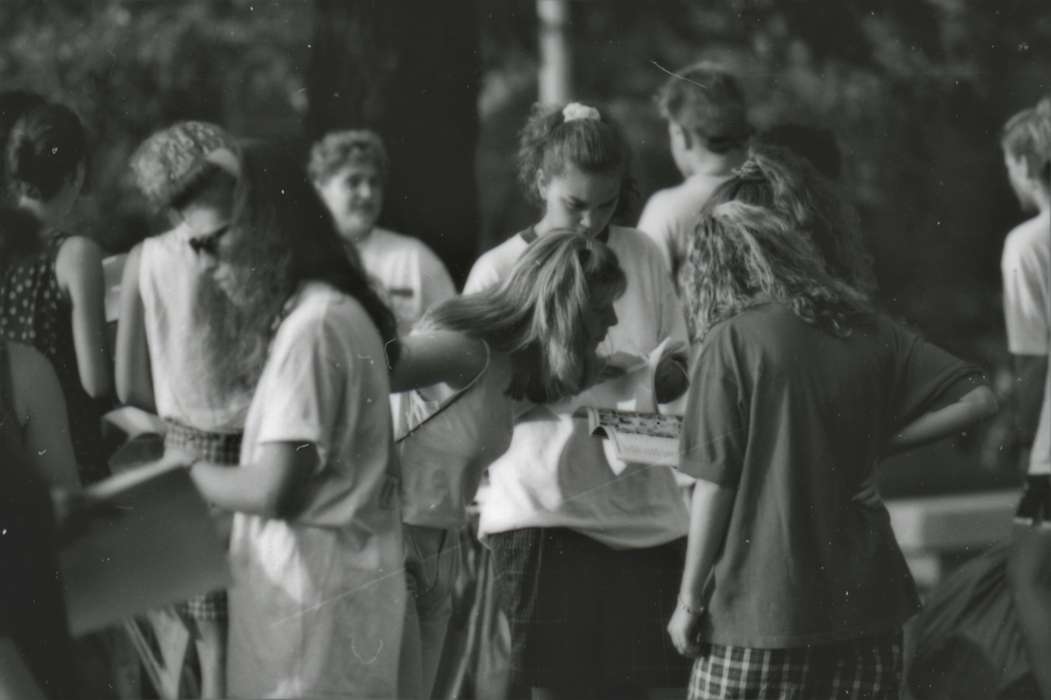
[
  {"left": 163, "top": 419, "right": 243, "bottom": 466},
  {"left": 162, "top": 420, "right": 242, "bottom": 623}
]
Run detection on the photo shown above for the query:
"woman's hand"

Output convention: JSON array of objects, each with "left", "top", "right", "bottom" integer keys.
[
  {"left": 852, "top": 469, "right": 883, "bottom": 509},
  {"left": 667, "top": 599, "right": 705, "bottom": 657}
]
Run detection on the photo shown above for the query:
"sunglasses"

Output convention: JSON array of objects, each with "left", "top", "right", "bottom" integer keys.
[{"left": 187, "top": 224, "right": 231, "bottom": 256}]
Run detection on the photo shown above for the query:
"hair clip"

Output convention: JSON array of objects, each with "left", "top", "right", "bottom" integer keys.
[{"left": 562, "top": 103, "right": 601, "bottom": 123}]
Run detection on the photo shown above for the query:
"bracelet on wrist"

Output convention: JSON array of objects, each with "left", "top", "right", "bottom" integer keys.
[{"left": 678, "top": 596, "right": 704, "bottom": 616}]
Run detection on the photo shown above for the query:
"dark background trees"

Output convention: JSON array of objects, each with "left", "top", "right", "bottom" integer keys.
[
  {"left": 307, "top": 0, "right": 480, "bottom": 282},
  {"left": 1, "top": 0, "right": 1047, "bottom": 492}
]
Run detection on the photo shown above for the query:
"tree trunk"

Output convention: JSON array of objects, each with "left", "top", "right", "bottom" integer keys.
[{"left": 307, "top": 0, "right": 480, "bottom": 284}]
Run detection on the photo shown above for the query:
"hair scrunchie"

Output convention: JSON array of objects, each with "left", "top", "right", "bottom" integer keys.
[{"left": 562, "top": 102, "right": 600, "bottom": 123}]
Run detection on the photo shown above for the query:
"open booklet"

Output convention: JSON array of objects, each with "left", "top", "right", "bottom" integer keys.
[
  {"left": 60, "top": 452, "right": 230, "bottom": 637},
  {"left": 584, "top": 407, "right": 683, "bottom": 468}
]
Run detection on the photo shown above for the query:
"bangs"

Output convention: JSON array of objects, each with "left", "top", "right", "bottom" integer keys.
[{"left": 544, "top": 121, "right": 626, "bottom": 176}]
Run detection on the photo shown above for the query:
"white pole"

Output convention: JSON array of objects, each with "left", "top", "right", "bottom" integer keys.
[{"left": 537, "top": 0, "right": 571, "bottom": 105}]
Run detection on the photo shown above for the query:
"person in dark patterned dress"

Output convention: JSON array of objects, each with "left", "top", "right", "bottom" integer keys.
[{"left": 0, "top": 101, "right": 112, "bottom": 484}]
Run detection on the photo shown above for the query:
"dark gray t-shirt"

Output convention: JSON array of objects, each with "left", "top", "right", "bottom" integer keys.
[{"left": 680, "top": 303, "right": 987, "bottom": 648}]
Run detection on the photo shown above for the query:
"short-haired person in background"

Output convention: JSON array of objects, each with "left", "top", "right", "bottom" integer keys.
[
  {"left": 169, "top": 142, "right": 406, "bottom": 699},
  {"left": 391, "top": 230, "right": 626, "bottom": 698},
  {"left": 1000, "top": 97, "right": 1051, "bottom": 699},
  {"left": 638, "top": 62, "right": 752, "bottom": 281},
  {"left": 310, "top": 129, "right": 455, "bottom": 334},
  {"left": 669, "top": 201, "right": 997, "bottom": 699}
]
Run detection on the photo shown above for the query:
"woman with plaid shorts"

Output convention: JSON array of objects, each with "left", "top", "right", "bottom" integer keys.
[
  {"left": 669, "top": 196, "right": 998, "bottom": 699},
  {"left": 117, "top": 122, "right": 254, "bottom": 699}
]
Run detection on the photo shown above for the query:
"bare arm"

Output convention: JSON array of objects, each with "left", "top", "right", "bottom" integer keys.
[
  {"left": 679, "top": 480, "right": 735, "bottom": 607},
  {"left": 113, "top": 245, "right": 155, "bottom": 411},
  {"left": 388, "top": 330, "right": 488, "bottom": 393},
  {"left": 181, "top": 442, "right": 315, "bottom": 518},
  {"left": 887, "top": 385, "right": 998, "bottom": 455},
  {"left": 55, "top": 236, "right": 113, "bottom": 400},
  {"left": 10, "top": 343, "right": 79, "bottom": 489},
  {"left": 668, "top": 479, "right": 736, "bottom": 656}
]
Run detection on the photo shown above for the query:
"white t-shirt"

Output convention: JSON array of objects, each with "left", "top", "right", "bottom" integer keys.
[
  {"left": 1001, "top": 211, "right": 1051, "bottom": 475},
  {"left": 139, "top": 226, "right": 251, "bottom": 433},
  {"left": 355, "top": 227, "right": 456, "bottom": 333},
  {"left": 462, "top": 232, "right": 529, "bottom": 295},
  {"left": 467, "top": 226, "right": 691, "bottom": 549},
  {"left": 637, "top": 172, "right": 731, "bottom": 282},
  {"left": 395, "top": 340, "right": 513, "bottom": 529},
  {"left": 227, "top": 281, "right": 404, "bottom": 698}
]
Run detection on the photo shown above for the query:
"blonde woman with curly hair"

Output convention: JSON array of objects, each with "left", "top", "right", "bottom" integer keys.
[{"left": 669, "top": 202, "right": 997, "bottom": 700}]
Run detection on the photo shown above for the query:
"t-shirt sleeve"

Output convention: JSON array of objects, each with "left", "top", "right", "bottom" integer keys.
[
  {"left": 887, "top": 320, "right": 989, "bottom": 428},
  {"left": 635, "top": 232, "right": 689, "bottom": 347},
  {"left": 416, "top": 246, "right": 457, "bottom": 311},
  {"left": 658, "top": 268, "right": 689, "bottom": 349},
  {"left": 253, "top": 313, "right": 357, "bottom": 467},
  {"left": 463, "top": 255, "right": 498, "bottom": 294},
  {"left": 1002, "top": 232, "right": 1049, "bottom": 355},
  {"left": 679, "top": 325, "right": 747, "bottom": 486}
]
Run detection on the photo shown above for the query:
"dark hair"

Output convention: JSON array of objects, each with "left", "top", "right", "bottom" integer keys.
[
  {"left": 0, "top": 206, "right": 43, "bottom": 269},
  {"left": 679, "top": 202, "right": 873, "bottom": 342},
  {"left": 0, "top": 91, "right": 47, "bottom": 203},
  {"left": 656, "top": 62, "right": 751, "bottom": 154},
  {"left": 699, "top": 146, "right": 877, "bottom": 297},
  {"left": 228, "top": 142, "right": 400, "bottom": 365},
  {"left": 6, "top": 102, "right": 86, "bottom": 201},
  {"left": 426, "top": 231, "right": 626, "bottom": 403},
  {"left": 1001, "top": 99, "right": 1051, "bottom": 188},
  {"left": 517, "top": 102, "right": 636, "bottom": 219},
  {"left": 757, "top": 123, "right": 843, "bottom": 180}
]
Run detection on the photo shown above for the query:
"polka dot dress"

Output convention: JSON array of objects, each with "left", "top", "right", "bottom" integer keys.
[{"left": 0, "top": 232, "right": 107, "bottom": 482}]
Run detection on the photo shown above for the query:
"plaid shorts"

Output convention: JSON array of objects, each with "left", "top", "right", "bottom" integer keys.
[
  {"left": 164, "top": 421, "right": 242, "bottom": 624},
  {"left": 688, "top": 631, "right": 902, "bottom": 700}
]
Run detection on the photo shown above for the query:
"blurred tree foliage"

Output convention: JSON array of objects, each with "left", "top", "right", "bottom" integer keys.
[
  {"left": 307, "top": 0, "right": 480, "bottom": 283},
  {"left": 0, "top": 0, "right": 1046, "bottom": 486},
  {"left": 0, "top": 0, "right": 311, "bottom": 251}
]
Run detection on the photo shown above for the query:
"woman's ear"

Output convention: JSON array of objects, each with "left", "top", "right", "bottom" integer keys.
[
  {"left": 535, "top": 168, "right": 548, "bottom": 199},
  {"left": 671, "top": 122, "right": 693, "bottom": 152}
]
